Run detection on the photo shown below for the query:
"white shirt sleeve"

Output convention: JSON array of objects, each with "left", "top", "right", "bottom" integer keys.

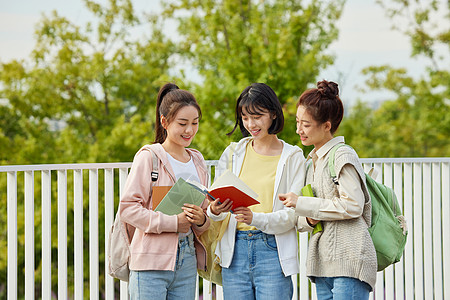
[{"left": 295, "top": 163, "right": 365, "bottom": 220}]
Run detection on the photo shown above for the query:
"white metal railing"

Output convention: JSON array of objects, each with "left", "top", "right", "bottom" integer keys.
[{"left": 1, "top": 157, "right": 449, "bottom": 300}]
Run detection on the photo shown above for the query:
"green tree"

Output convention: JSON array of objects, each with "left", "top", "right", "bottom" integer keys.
[
  {"left": 161, "top": 0, "right": 345, "bottom": 158},
  {"left": 339, "top": 0, "right": 450, "bottom": 157},
  {"left": 0, "top": 0, "right": 179, "bottom": 297},
  {"left": 0, "top": 0, "right": 177, "bottom": 166}
]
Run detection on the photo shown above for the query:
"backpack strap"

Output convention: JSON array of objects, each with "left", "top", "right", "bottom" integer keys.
[
  {"left": 328, "top": 143, "right": 350, "bottom": 185},
  {"left": 150, "top": 149, "right": 159, "bottom": 182},
  {"left": 305, "top": 157, "right": 313, "bottom": 173}
]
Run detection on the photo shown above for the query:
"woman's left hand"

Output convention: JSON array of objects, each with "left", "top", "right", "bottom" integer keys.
[
  {"left": 233, "top": 207, "right": 253, "bottom": 225},
  {"left": 182, "top": 203, "right": 207, "bottom": 226}
]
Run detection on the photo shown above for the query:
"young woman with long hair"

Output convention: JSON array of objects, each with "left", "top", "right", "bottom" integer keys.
[{"left": 120, "top": 83, "right": 210, "bottom": 300}]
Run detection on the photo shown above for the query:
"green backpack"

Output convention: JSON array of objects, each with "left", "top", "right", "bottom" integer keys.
[{"left": 328, "top": 144, "right": 408, "bottom": 271}]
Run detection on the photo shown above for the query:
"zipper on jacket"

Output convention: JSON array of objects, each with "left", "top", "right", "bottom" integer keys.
[
  {"left": 162, "top": 164, "right": 177, "bottom": 184},
  {"left": 273, "top": 162, "right": 286, "bottom": 210}
]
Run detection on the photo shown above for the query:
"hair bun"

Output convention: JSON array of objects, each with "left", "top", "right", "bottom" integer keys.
[{"left": 317, "top": 80, "right": 339, "bottom": 98}]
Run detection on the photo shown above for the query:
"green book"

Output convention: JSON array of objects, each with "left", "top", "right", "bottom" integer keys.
[
  {"left": 301, "top": 184, "right": 314, "bottom": 197},
  {"left": 301, "top": 184, "right": 323, "bottom": 234},
  {"left": 154, "top": 178, "right": 205, "bottom": 215}
]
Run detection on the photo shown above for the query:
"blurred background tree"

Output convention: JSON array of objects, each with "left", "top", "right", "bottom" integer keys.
[
  {"left": 161, "top": 0, "right": 344, "bottom": 157},
  {"left": 339, "top": 0, "right": 450, "bottom": 157},
  {"left": 0, "top": 0, "right": 178, "bottom": 166}
]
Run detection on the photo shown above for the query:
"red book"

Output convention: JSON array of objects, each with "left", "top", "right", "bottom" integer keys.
[
  {"left": 187, "top": 170, "right": 259, "bottom": 212},
  {"left": 208, "top": 185, "right": 260, "bottom": 211}
]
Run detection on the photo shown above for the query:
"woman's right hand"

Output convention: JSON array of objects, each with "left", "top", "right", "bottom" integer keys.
[
  {"left": 278, "top": 192, "right": 298, "bottom": 208},
  {"left": 177, "top": 212, "right": 191, "bottom": 233},
  {"left": 210, "top": 198, "right": 233, "bottom": 215},
  {"left": 307, "top": 217, "right": 320, "bottom": 226}
]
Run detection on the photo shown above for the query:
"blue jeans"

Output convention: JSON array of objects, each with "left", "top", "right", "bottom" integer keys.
[
  {"left": 128, "top": 234, "right": 197, "bottom": 300},
  {"left": 315, "top": 277, "right": 371, "bottom": 300},
  {"left": 222, "top": 230, "right": 293, "bottom": 300}
]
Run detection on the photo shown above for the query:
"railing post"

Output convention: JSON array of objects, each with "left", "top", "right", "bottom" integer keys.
[
  {"left": 413, "top": 163, "right": 424, "bottom": 299},
  {"left": 105, "top": 168, "right": 115, "bottom": 300},
  {"left": 403, "top": 163, "right": 414, "bottom": 300},
  {"left": 89, "top": 169, "right": 99, "bottom": 300},
  {"left": 119, "top": 168, "right": 129, "bottom": 300},
  {"left": 443, "top": 162, "right": 450, "bottom": 300},
  {"left": 7, "top": 171, "right": 17, "bottom": 300},
  {"left": 383, "top": 163, "right": 395, "bottom": 300},
  {"left": 41, "top": 170, "right": 52, "bottom": 300},
  {"left": 393, "top": 163, "right": 405, "bottom": 299},
  {"left": 57, "top": 170, "right": 68, "bottom": 300},
  {"left": 298, "top": 232, "right": 310, "bottom": 300},
  {"left": 74, "top": 169, "right": 84, "bottom": 300},
  {"left": 432, "top": 162, "right": 443, "bottom": 299},
  {"left": 423, "top": 163, "right": 433, "bottom": 298},
  {"left": 373, "top": 163, "right": 383, "bottom": 300},
  {"left": 25, "top": 171, "right": 35, "bottom": 300}
]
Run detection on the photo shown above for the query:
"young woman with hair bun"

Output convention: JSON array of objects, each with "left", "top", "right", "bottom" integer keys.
[
  {"left": 119, "top": 83, "right": 210, "bottom": 300},
  {"left": 279, "top": 80, "right": 377, "bottom": 299}
]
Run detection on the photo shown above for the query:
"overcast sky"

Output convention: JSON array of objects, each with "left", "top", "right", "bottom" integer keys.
[{"left": 0, "top": 0, "right": 433, "bottom": 107}]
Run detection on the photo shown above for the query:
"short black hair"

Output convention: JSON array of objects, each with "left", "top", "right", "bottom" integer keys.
[{"left": 228, "top": 83, "right": 284, "bottom": 137}]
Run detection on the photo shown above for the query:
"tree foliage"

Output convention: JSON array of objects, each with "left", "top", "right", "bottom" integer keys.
[
  {"left": 161, "top": 0, "right": 344, "bottom": 158},
  {"left": 0, "top": 0, "right": 177, "bottom": 166},
  {"left": 339, "top": 0, "right": 449, "bottom": 157}
]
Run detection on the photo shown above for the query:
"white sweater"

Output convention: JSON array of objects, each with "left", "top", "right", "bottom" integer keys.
[{"left": 207, "top": 137, "right": 306, "bottom": 276}]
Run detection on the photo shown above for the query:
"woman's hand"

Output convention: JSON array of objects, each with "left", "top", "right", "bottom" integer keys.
[
  {"left": 177, "top": 212, "right": 191, "bottom": 233},
  {"left": 182, "top": 203, "right": 207, "bottom": 226},
  {"left": 209, "top": 198, "right": 233, "bottom": 215},
  {"left": 307, "top": 217, "right": 320, "bottom": 226},
  {"left": 278, "top": 192, "right": 298, "bottom": 208},
  {"left": 233, "top": 207, "right": 253, "bottom": 225}
]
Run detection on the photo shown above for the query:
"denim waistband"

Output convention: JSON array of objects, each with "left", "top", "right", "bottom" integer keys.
[
  {"left": 236, "top": 230, "right": 274, "bottom": 240},
  {"left": 178, "top": 232, "right": 194, "bottom": 246}
]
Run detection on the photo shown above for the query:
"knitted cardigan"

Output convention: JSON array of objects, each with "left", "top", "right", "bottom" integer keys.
[{"left": 305, "top": 145, "right": 377, "bottom": 291}]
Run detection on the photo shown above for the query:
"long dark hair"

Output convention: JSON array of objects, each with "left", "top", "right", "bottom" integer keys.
[
  {"left": 228, "top": 83, "right": 284, "bottom": 137},
  {"left": 154, "top": 83, "right": 202, "bottom": 144},
  {"left": 297, "top": 80, "right": 343, "bottom": 134}
]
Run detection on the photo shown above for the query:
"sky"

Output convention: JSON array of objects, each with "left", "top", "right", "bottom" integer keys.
[{"left": 0, "top": 0, "right": 434, "bottom": 108}]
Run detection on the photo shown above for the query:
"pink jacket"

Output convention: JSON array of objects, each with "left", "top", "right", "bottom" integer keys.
[{"left": 119, "top": 143, "right": 210, "bottom": 271}]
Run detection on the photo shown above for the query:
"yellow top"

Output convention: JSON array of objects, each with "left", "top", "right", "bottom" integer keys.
[{"left": 236, "top": 142, "right": 280, "bottom": 231}]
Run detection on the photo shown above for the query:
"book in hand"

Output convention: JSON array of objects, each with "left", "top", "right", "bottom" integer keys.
[
  {"left": 187, "top": 169, "right": 260, "bottom": 212},
  {"left": 151, "top": 186, "right": 172, "bottom": 210},
  {"left": 301, "top": 184, "right": 314, "bottom": 197},
  {"left": 154, "top": 178, "right": 206, "bottom": 216},
  {"left": 301, "top": 184, "right": 322, "bottom": 234}
]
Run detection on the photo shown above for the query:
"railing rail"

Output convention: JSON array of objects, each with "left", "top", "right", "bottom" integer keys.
[{"left": 1, "top": 157, "right": 449, "bottom": 299}]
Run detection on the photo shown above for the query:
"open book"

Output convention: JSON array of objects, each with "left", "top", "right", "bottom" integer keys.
[{"left": 187, "top": 169, "right": 260, "bottom": 212}]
